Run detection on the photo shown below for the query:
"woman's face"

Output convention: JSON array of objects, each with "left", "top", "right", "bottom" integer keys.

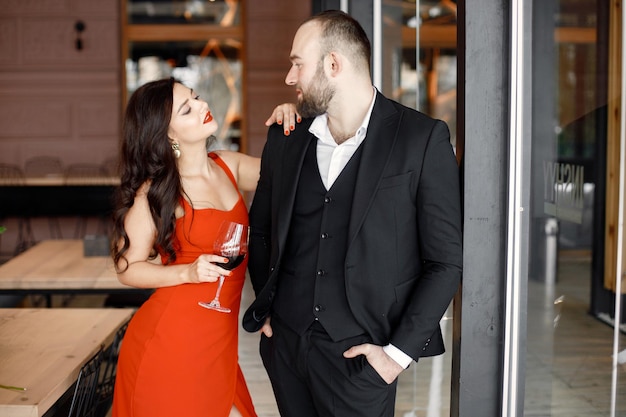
[{"left": 168, "top": 82, "right": 217, "bottom": 147}]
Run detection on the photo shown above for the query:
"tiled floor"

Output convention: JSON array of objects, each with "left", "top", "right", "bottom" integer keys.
[
  {"left": 524, "top": 255, "right": 626, "bottom": 417},
  {"left": 17, "top": 253, "right": 626, "bottom": 416}
]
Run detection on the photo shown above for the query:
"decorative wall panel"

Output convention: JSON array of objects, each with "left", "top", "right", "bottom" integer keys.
[
  {"left": 76, "top": 99, "right": 119, "bottom": 137},
  {"left": 0, "top": 1, "right": 120, "bottom": 168},
  {"left": 0, "top": 101, "right": 70, "bottom": 137},
  {"left": 0, "top": 20, "right": 18, "bottom": 65},
  {"left": 22, "top": 19, "right": 118, "bottom": 67}
]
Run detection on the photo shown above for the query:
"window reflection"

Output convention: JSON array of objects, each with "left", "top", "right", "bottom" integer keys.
[
  {"left": 381, "top": 1, "right": 457, "bottom": 149},
  {"left": 123, "top": 0, "right": 242, "bottom": 150}
]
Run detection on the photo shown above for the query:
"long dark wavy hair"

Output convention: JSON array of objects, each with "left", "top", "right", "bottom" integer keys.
[{"left": 111, "top": 77, "right": 181, "bottom": 272}]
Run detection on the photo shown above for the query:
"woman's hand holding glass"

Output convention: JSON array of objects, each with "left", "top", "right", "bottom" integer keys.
[
  {"left": 186, "top": 254, "right": 233, "bottom": 284},
  {"left": 198, "top": 221, "right": 248, "bottom": 313}
]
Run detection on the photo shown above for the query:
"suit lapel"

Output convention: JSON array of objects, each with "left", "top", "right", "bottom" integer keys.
[
  {"left": 272, "top": 95, "right": 402, "bottom": 250},
  {"left": 348, "top": 93, "right": 402, "bottom": 243},
  {"left": 276, "top": 127, "right": 316, "bottom": 249}
]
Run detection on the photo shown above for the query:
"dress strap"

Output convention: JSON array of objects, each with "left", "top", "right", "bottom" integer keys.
[{"left": 208, "top": 152, "right": 239, "bottom": 190}]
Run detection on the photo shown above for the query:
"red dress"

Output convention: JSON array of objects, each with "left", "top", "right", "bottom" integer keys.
[{"left": 112, "top": 153, "right": 257, "bottom": 417}]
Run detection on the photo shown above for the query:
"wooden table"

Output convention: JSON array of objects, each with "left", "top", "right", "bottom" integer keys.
[
  {"left": 0, "top": 308, "right": 134, "bottom": 417},
  {"left": 0, "top": 240, "right": 146, "bottom": 303}
]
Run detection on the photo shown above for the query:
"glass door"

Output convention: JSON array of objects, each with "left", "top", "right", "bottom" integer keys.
[
  {"left": 378, "top": 0, "right": 457, "bottom": 153},
  {"left": 521, "top": 0, "right": 625, "bottom": 415}
]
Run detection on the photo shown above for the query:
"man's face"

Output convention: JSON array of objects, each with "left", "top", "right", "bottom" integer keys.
[
  {"left": 296, "top": 60, "right": 334, "bottom": 118},
  {"left": 285, "top": 22, "right": 335, "bottom": 118}
]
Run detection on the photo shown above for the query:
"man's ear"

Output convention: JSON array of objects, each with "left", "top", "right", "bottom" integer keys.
[{"left": 327, "top": 51, "right": 342, "bottom": 77}]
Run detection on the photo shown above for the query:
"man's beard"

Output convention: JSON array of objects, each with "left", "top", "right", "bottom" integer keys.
[{"left": 296, "top": 63, "right": 335, "bottom": 118}]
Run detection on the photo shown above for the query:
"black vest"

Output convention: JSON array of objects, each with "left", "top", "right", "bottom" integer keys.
[{"left": 273, "top": 138, "right": 364, "bottom": 341}]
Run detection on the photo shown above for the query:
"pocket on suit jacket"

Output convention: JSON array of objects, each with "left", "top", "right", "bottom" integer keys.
[
  {"left": 377, "top": 171, "right": 413, "bottom": 190},
  {"left": 386, "top": 276, "right": 419, "bottom": 322}
]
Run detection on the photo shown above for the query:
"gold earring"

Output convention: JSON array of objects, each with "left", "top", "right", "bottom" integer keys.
[{"left": 172, "top": 143, "right": 181, "bottom": 158}]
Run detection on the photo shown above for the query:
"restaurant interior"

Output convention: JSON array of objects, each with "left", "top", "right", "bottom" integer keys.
[{"left": 0, "top": 0, "right": 625, "bottom": 416}]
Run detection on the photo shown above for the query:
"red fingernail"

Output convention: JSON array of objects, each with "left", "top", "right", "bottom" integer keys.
[
  {"left": 297, "top": 117, "right": 301, "bottom": 123},
  {"left": 285, "top": 130, "right": 290, "bottom": 135},
  {"left": 290, "top": 125, "right": 295, "bottom": 130},
  {"left": 277, "top": 120, "right": 282, "bottom": 125}
]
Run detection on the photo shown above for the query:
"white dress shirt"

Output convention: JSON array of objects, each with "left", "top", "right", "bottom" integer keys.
[
  {"left": 308, "top": 89, "right": 413, "bottom": 370},
  {"left": 309, "top": 113, "right": 369, "bottom": 189}
]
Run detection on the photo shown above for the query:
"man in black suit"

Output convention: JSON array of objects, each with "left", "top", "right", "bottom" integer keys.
[{"left": 243, "top": 10, "right": 463, "bottom": 417}]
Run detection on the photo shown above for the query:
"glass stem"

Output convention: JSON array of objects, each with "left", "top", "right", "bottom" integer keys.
[{"left": 213, "top": 275, "right": 225, "bottom": 303}]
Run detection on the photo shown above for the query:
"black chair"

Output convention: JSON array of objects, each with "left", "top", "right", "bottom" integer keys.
[
  {"left": 0, "top": 163, "right": 35, "bottom": 255},
  {"left": 67, "top": 346, "right": 105, "bottom": 417},
  {"left": 93, "top": 319, "right": 129, "bottom": 417},
  {"left": 65, "top": 163, "right": 108, "bottom": 182},
  {"left": 101, "top": 156, "right": 119, "bottom": 177},
  {"left": 64, "top": 163, "right": 109, "bottom": 238},
  {"left": 24, "top": 155, "right": 64, "bottom": 178},
  {"left": 24, "top": 156, "right": 64, "bottom": 239},
  {"left": 0, "top": 163, "right": 27, "bottom": 181}
]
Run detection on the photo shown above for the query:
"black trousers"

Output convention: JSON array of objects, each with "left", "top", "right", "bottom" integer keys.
[{"left": 260, "top": 317, "right": 398, "bottom": 417}]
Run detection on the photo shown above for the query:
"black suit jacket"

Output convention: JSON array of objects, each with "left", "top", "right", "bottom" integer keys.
[{"left": 243, "top": 92, "right": 463, "bottom": 361}]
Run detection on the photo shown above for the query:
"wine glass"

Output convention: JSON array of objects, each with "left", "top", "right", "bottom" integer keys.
[{"left": 198, "top": 221, "right": 248, "bottom": 313}]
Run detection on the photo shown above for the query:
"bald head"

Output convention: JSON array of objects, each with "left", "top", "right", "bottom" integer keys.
[{"left": 303, "top": 10, "right": 371, "bottom": 76}]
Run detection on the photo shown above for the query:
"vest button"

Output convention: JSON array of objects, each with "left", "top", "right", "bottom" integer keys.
[
  {"left": 317, "top": 269, "right": 326, "bottom": 277},
  {"left": 321, "top": 233, "right": 328, "bottom": 239},
  {"left": 324, "top": 196, "right": 332, "bottom": 203},
  {"left": 314, "top": 305, "right": 322, "bottom": 312}
]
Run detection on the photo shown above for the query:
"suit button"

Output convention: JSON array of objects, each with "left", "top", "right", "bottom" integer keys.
[
  {"left": 321, "top": 233, "right": 328, "bottom": 239},
  {"left": 317, "top": 269, "right": 326, "bottom": 277},
  {"left": 314, "top": 305, "right": 322, "bottom": 312},
  {"left": 324, "top": 196, "right": 332, "bottom": 203}
]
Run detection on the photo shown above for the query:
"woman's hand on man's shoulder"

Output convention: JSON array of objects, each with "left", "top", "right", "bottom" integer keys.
[{"left": 265, "top": 103, "right": 301, "bottom": 136}]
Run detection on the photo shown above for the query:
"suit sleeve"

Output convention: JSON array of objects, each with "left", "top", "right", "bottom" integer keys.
[
  {"left": 247, "top": 125, "right": 280, "bottom": 296},
  {"left": 391, "top": 120, "right": 463, "bottom": 360}
]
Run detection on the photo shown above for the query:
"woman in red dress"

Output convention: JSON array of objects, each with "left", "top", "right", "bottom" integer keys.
[{"left": 110, "top": 77, "right": 296, "bottom": 417}]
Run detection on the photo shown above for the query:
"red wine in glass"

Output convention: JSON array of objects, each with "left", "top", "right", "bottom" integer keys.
[
  {"left": 198, "top": 221, "right": 248, "bottom": 313},
  {"left": 214, "top": 254, "right": 246, "bottom": 271}
]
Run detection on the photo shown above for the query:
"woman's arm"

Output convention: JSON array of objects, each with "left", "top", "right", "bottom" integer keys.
[
  {"left": 234, "top": 152, "right": 261, "bottom": 192},
  {"left": 215, "top": 151, "right": 260, "bottom": 193},
  {"left": 218, "top": 102, "right": 300, "bottom": 191},
  {"left": 116, "top": 183, "right": 231, "bottom": 288}
]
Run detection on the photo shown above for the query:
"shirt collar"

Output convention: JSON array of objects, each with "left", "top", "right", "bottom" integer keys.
[{"left": 309, "top": 87, "right": 377, "bottom": 146}]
